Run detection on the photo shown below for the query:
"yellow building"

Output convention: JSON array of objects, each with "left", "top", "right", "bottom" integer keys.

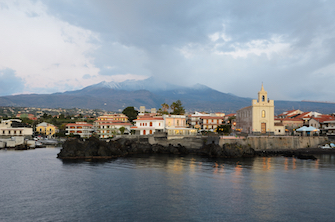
[
  {"left": 36, "top": 122, "right": 58, "bottom": 137},
  {"left": 236, "top": 84, "right": 284, "bottom": 135}
]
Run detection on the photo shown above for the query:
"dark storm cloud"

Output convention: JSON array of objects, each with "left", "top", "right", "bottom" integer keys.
[{"left": 42, "top": 0, "right": 335, "bottom": 101}]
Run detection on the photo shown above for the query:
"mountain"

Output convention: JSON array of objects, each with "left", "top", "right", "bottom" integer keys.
[{"left": 0, "top": 78, "right": 335, "bottom": 114}]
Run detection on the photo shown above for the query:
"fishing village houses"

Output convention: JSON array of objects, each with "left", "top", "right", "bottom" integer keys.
[{"left": 1, "top": 83, "right": 335, "bottom": 150}]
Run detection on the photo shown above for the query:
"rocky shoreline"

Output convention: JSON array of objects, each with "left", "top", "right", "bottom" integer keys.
[{"left": 57, "top": 137, "right": 333, "bottom": 161}]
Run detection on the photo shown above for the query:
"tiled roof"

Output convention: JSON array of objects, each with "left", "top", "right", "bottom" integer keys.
[
  {"left": 200, "top": 116, "right": 223, "bottom": 119},
  {"left": 275, "top": 118, "right": 303, "bottom": 122},
  {"left": 100, "top": 122, "right": 132, "bottom": 126},
  {"left": 311, "top": 115, "right": 335, "bottom": 123},
  {"left": 66, "top": 123, "right": 93, "bottom": 126},
  {"left": 134, "top": 118, "right": 164, "bottom": 121}
]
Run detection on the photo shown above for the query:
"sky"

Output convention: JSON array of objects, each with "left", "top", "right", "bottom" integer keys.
[{"left": 1, "top": 0, "right": 335, "bottom": 102}]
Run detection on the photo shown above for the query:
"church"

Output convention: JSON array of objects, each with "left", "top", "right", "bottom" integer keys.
[{"left": 236, "top": 84, "right": 284, "bottom": 135}]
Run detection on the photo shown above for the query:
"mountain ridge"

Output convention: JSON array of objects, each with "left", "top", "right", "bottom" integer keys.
[{"left": 0, "top": 78, "right": 335, "bottom": 114}]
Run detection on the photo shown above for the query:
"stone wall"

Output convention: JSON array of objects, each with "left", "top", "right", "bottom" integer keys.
[
  {"left": 117, "top": 135, "right": 328, "bottom": 151},
  {"left": 216, "top": 136, "right": 328, "bottom": 150}
]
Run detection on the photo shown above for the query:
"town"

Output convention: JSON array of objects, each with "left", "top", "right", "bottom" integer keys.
[{"left": 0, "top": 84, "right": 334, "bottom": 149}]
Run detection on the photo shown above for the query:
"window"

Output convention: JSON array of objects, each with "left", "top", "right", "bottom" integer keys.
[
  {"left": 262, "top": 95, "right": 265, "bottom": 102},
  {"left": 150, "top": 122, "right": 152, "bottom": 126},
  {"left": 262, "top": 110, "right": 266, "bottom": 118}
]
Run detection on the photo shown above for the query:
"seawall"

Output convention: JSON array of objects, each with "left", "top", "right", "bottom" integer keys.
[
  {"left": 213, "top": 136, "right": 328, "bottom": 151},
  {"left": 116, "top": 135, "right": 328, "bottom": 151}
]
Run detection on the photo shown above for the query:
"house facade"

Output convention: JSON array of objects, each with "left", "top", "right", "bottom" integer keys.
[
  {"left": 131, "top": 116, "right": 164, "bottom": 135},
  {"left": 36, "top": 122, "right": 58, "bottom": 137},
  {"left": 96, "top": 122, "right": 132, "bottom": 138},
  {"left": 163, "top": 114, "right": 197, "bottom": 136},
  {"left": 66, "top": 122, "right": 94, "bottom": 138},
  {"left": 0, "top": 119, "right": 33, "bottom": 138},
  {"left": 201, "top": 116, "right": 224, "bottom": 130}
]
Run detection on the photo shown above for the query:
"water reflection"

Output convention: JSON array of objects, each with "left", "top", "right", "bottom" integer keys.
[{"left": 2, "top": 150, "right": 335, "bottom": 221}]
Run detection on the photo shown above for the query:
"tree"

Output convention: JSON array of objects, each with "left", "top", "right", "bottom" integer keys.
[
  {"left": 170, "top": 100, "right": 185, "bottom": 115},
  {"left": 216, "top": 125, "right": 231, "bottom": 135},
  {"left": 122, "top": 106, "right": 138, "bottom": 122},
  {"left": 161, "top": 103, "right": 169, "bottom": 114},
  {"left": 119, "top": 126, "right": 126, "bottom": 134}
]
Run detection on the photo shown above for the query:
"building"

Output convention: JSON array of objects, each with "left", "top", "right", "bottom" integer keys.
[
  {"left": 321, "top": 120, "right": 335, "bottom": 137},
  {"left": 96, "top": 114, "right": 128, "bottom": 122},
  {"left": 0, "top": 119, "right": 33, "bottom": 138},
  {"left": 66, "top": 122, "right": 94, "bottom": 138},
  {"left": 131, "top": 114, "right": 197, "bottom": 136},
  {"left": 95, "top": 122, "right": 132, "bottom": 138},
  {"left": 163, "top": 114, "right": 197, "bottom": 136},
  {"left": 36, "top": 122, "right": 58, "bottom": 137},
  {"left": 277, "top": 110, "right": 303, "bottom": 119},
  {"left": 200, "top": 116, "right": 224, "bottom": 130},
  {"left": 187, "top": 111, "right": 225, "bottom": 130},
  {"left": 236, "top": 84, "right": 284, "bottom": 135},
  {"left": 131, "top": 116, "right": 164, "bottom": 135},
  {"left": 94, "top": 114, "right": 131, "bottom": 138}
]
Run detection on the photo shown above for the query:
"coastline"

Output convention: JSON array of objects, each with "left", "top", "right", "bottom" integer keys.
[{"left": 57, "top": 136, "right": 333, "bottom": 161}]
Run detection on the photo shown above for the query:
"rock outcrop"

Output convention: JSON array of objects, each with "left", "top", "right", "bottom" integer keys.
[
  {"left": 57, "top": 137, "right": 320, "bottom": 160},
  {"left": 199, "top": 142, "right": 255, "bottom": 158},
  {"left": 57, "top": 137, "right": 191, "bottom": 160}
]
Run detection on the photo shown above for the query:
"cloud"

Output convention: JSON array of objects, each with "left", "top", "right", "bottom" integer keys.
[
  {"left": 0, "top": 68, "right": 25, "bottom": 96},
  {"left": 1, "top": 0, "right": 335, "bottom": 103},
  {"left": 0, "top": 0, "right": 102, "bottom": 93}
]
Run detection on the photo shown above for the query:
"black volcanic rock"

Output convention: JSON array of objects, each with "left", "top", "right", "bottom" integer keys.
[
  {"left": 199, "top": 142, "right": 255, "bottom": 158},
  {"left": 57, "top": 138, "right": 256, "bottom": 160}
]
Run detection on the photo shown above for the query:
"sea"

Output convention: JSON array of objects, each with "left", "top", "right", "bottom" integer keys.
[{"left": 1, "top": 148, "right": 335, "bottom": 222}]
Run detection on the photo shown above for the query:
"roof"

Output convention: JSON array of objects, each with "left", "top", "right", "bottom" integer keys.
[
  {"left": 99, "top": 122, "right": 132, "bottom": 126},
  {"left": 134, "top": 118, "right": 164, "bottom": 121},
  {"left": 94, "top": 120, "right": 126, "bottom": 123},
  {"left": 237, "top": 106, "right": 252, "bottom": 111},
  {"left": 294, "top": 112, "right": 312, "bottom": 119},
  {"left": 66, "top": 123, "right": 93, "bottom": 127},
  {"left": 37, "top": 122, "right": 57, "bottom": 128},
  {"left": 200, "top": 116, "right": 223, "bottom": 119},
  {"left": 310, "top": 115, "right": 334, "bottom": 123},
  {"left": 275, "top": 118, "right": 304, "bottom": 122}
]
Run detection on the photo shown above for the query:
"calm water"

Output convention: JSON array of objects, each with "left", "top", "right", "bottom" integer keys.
[{"left": 1, "top": 148, "right": 335, "bottom": 222}]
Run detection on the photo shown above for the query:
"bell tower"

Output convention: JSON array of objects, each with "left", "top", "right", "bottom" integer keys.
[{"left": 258, "top": 83, "right": 268, "bottom": 103}]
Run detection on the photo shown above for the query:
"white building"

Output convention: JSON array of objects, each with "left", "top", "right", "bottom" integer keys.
[
  {"left": 0, "top": 119, "right": 33, "bottom": 138},
  {"left": 66, "top": 122, "right": 94, "bottom": 138},
  {"left": 131, "top": 116, "right": 164, "bottom": 135}
]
